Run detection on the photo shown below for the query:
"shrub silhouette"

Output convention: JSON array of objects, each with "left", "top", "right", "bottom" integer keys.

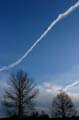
[{"left": 51, "top": 92, "right": 77, "bottom": 118}]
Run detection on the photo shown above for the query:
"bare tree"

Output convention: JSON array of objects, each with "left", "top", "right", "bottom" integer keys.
[
  {"left": 51, "top": 92, "right": 76, "bottom": 118},
  {"left": 3, "top": 70, "right": 38, "bottom": 118}
]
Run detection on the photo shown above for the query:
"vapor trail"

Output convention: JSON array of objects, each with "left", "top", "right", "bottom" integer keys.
[
  {"left": 0, "top": 1, "right": 79, "bottom": 72},
  {"left": 63, "top": 80, "right": 79, "bottom": 92}
]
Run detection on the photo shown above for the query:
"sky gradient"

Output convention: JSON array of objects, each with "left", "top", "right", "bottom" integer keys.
[{"left": 0, "top": 0, "right": 79, "bottom": 116}]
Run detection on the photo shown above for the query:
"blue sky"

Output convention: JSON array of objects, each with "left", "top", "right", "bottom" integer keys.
[
  {"left": 0, "top": 0, "right": 79, "bottom": 116},
  {"left": 0, "top": 0, "right": 79, "bottom": 87}
]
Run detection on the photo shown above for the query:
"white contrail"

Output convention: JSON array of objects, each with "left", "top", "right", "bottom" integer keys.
[
  {"left": 63, "top": 80, "right": 79, "bottom": 92},
  {"left": 0, "top": 1, "right": 79, "bottom": 72}
]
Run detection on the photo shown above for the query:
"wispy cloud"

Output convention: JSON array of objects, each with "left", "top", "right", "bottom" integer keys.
[
  {"left": 63, "top": 80, "right": 79, "bottom": 92},
  {"left": 0, "top": 1, "right": 79, "bottom": 72}
]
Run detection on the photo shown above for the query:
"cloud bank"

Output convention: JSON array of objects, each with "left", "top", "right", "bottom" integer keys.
[
  {"left": 35, "top": 82, "right": 79, "bottom": 115},
  {"left": 0, "top": 0, "right": 79, "bottom": 72},
  {"left": 0, "top": 80, "right": 79, "bottom": 116}
]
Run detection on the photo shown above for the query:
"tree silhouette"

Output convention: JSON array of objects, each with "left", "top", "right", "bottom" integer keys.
[
  {"left": 3, "top": 70, "right": 38, "bottom": 118},
  {"left": 51, "top": 92, "right": 76, "bottom": 118}
]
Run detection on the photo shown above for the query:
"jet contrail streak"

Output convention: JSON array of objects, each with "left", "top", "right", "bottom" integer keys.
[
  {"left": 63, "top": 80, "right": 79, "bottom": 92},
  {"left": 0, "top": 0, "right": 79, "bottom": 72}
]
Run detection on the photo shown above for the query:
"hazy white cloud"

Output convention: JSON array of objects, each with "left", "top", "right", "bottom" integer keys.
[
  {"left": 36, "top": 81, "right": 79, "bottom": 114},
  {"left": 35, "top": 82, "right": 62, "bottom": 114},
  {"left": 0, "top": 78, "right": 79, "bottom": 115},
  {"left": 68, "top": 93, "right": 79, "bottom": 102}
]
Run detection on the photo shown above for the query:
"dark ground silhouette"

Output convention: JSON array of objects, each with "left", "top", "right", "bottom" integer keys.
[{"left": 0, "top": 117, "right": 79, "bottom": 120}]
